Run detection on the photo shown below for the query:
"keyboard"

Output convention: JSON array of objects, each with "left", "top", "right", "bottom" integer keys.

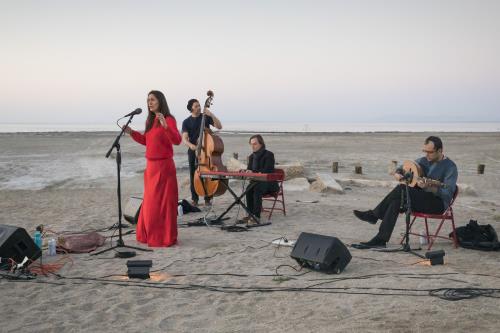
[{"left": 199, "top": 170, "right": 282, "bottom": 181}]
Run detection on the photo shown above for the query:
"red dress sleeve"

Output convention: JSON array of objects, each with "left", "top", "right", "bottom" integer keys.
[
  {"left": 165, "top": 117, "right": 182, "bottom": 145},
  {"left": 130, "top": 130, "right": 146, "bottom": 145}
]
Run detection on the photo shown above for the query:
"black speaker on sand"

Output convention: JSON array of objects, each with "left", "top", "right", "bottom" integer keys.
[
  {"left": 0, "top": 224, "right": 41, "bottom": 264},
  {"left": 123, "top": 196, "right": 143, "bottom": 224},
  {"left": 290, "top": 232, "right": 351, "bottom": 274}
]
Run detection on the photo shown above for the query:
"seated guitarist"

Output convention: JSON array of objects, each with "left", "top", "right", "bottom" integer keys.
[
  {"left": 353, "top": 136, "right": 458, "bottom": 248},
  {"left": 241, "top": 135, "right": 279, "bottom": 225}
]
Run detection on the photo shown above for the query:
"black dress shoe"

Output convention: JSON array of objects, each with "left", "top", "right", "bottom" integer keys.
[
  {"left": 360, "top": 235, "right": 387, "bottom": 248},
  {"left": 353, "top": 210, "right": 378, "bottom": 224}
]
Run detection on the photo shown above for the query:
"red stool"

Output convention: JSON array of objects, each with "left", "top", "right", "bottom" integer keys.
[
  {"left": 401, "top": 186, "right": 459, "bottom": 250},
  {"left": 262, "top": 169, "right": 286, "bottom": 220}
]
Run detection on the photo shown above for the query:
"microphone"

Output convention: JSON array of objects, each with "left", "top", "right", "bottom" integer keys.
[
  {"left": 401, "top": 171, "right": 414, "bottom": 182},
  {"left": 123, "top": 108, "right": 142, "bottom": 117}
]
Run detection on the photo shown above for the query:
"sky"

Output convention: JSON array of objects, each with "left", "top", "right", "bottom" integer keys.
[{"left": 1, "top": 0, "right": 499, "bottom": 126}]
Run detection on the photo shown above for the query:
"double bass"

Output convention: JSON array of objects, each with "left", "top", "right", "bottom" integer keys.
[{"left": 193, "top": 90, "right": 228, "bottom": 197}]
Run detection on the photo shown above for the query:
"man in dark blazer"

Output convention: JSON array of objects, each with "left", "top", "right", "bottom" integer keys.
[{"left": 243, "top": 134, "right": 279, "bottom": 224}]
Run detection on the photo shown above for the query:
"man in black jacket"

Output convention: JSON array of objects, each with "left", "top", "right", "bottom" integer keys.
[{"left": 243, "top": 135, "right": 279, "bottom": 224}]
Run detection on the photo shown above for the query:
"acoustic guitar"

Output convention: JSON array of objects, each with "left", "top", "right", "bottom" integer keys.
[{"left": 401, "top": 160, "right": 446, "bottom": 188}]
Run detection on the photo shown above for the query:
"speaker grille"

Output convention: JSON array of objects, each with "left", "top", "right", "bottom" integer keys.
[{"left": 290, "top": 232, "right": 351, "bottom": 274}]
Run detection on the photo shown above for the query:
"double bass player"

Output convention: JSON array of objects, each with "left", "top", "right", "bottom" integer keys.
[{"left": 181, "top": 93, "right": 223, "bottom": 206}]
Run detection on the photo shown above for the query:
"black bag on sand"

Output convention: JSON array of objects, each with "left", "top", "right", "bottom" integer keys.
[
  {"left": 452, "top": 220, "right": 500, "bottom": 251},
  {"left": 179, "top": 199, "right": 201, "bottom": 214}
]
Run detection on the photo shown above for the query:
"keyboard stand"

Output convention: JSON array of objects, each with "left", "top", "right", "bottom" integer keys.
[{"left": 214, "top": 180, "right": 271, "bottom": 228}]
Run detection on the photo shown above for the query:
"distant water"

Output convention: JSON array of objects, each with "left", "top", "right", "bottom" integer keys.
[
  {"left": 0, "top": 149, "right": 187, "bottom": 191},
  {"left": 0, "top": 132, "right": 188, "bottom": 191},
  {"left": 221, "top": 122, "right": 500, "bottom": 133},
  {"left": 1, "top": 125, "right": 499, "bottom": 191},
  {"left": 1, "top": 122, "right": 500, "bottom": 133}
]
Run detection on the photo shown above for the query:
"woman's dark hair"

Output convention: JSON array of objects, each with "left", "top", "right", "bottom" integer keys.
[
  {"left": 145, "top": 90, "right": 174, "bottom": 133},
  {"left": 425, "top": 136, "right": 443, "bottom": 151},
  {"left": 187, "top": 99, "right": 199, "bottom": 112},
  {"left": 249, "top": 134, "right": 266, "bottom": 149}
]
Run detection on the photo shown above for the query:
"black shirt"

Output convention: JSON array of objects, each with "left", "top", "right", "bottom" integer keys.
[
  {"left": 247, "top": 149, "right": 276, "bottom": 173},
  {"left": 181, "top": 115, "right": 214, "bottom": 144}
]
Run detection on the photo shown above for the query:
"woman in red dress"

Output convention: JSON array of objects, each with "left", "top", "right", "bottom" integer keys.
[{"left": 123, "top": 90, "right": 182, "bottom": 247}]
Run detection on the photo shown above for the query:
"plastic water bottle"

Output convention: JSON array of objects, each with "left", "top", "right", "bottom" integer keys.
[
  {"left": 48, "top": 238, "right": 57, "bottom": 256},
  {"left": 34, "top": 231, "right": 42, "bottom": 249},
  {"left": 419, "top": 230, "right": 428, "bottom": 246},
  {"left": 177, "top": 204, "right": 183, "bottom": 217}
]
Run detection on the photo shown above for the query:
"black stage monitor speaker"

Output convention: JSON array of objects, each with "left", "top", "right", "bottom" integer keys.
[
  {"left": 290, "top": 232, "right": 351, "bottom": 274},
  {"left": 127, "top": 260, "right": 152, "bottom": 279},
  {"left": 123, "top": 196, "right": 143, "bottom": 224},
  {"left": 0, "top": 224, "right": 41, "bottom": 264}
]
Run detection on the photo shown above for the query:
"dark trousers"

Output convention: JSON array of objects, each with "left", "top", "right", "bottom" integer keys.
[
  {"left": 246, "top": 181, "right": 279, "bottom": 218},
  {"left": 187, "top": 149, "right": 199, "bottom": 202},
  {"left": 187, "top": 149, "right": 212, "bottom": 202},
  {"left": 373, "top": 184, "right": 445, "bottom": 242}
]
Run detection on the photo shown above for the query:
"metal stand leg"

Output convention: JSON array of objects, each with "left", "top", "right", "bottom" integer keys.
[{"left": 215, "top": 181, "right": 260, "bottom": 223}]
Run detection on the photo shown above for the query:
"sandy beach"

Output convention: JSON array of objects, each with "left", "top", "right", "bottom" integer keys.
[{"left": 1, "top": 131, "right": 500, "bottom": 333}]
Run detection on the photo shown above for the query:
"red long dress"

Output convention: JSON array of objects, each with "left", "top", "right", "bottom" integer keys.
[{"left": 130, "top": 116, "right": 182, "bottom": 247}]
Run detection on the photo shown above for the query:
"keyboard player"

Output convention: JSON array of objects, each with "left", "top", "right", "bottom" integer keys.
[{"left": 240, "top": 135, "right": 279, "bottom": 225}]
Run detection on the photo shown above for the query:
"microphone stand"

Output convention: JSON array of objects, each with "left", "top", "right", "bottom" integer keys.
[
  {"left": 399, "top": 175, "right": 425, "bottom": 259},
  {"left": 92, "top": 114, "right": 152, "bottom": 256}
]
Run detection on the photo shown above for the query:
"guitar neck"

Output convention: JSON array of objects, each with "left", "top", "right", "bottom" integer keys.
[{"left": 418, "top": 177, "right": 446, "bottom": 188}]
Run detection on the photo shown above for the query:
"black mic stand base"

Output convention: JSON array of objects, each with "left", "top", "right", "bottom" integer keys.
[{"left": 91, "top": 241, "right": 152, "bottom": 256}]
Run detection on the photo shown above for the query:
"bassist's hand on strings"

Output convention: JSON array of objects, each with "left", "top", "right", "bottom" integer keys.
[{"left": 203, "top": 107, "right": 213, "bottom": 117}]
